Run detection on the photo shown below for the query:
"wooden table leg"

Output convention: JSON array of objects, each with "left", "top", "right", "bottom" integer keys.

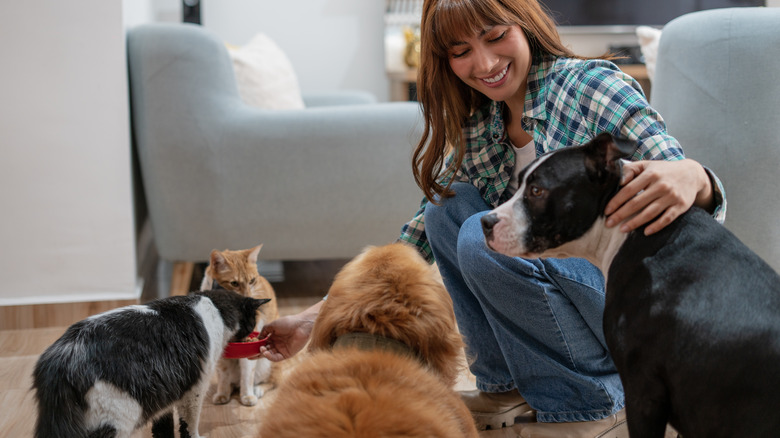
[{"left": 170, "top": 261, "right": 194, "bottom": 296}]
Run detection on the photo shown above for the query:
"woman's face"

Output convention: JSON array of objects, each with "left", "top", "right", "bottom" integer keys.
[{"left": 447, "top": 24, "right": 532, "bottom": 104}]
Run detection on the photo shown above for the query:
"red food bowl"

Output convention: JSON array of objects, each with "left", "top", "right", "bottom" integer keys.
[{"left": 222, "top": 331, "right": 270, "bottom": 359}]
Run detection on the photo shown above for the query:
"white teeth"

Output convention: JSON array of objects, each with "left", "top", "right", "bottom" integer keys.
[{"left": 483, "top": 65, "right": 508, "bottom": 84}]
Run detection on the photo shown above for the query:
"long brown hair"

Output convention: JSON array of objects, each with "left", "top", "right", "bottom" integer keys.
[{"left": 414, "top": 0, "right": 598, "bottom": 203}]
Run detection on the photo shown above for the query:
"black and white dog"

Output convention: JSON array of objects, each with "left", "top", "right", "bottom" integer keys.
[{"left": 481, "top": 133, "right": 780, "bottom": 438}]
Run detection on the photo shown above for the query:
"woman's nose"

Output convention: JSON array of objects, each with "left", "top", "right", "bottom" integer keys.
[{"left": 472, "top": 46, "right": 498, "bottom": 75}]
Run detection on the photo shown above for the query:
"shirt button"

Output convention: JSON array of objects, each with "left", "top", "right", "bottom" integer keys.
[{"left": 492, "top": 133, "right": 499, "bottom": 140}]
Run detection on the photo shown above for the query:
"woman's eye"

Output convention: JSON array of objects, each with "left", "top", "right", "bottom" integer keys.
[
  {"left": 450, "top": 49, "right": 469, "bottom": 58},
  {"left": 488, "top": 31, "right": 506, "bottom": 43}
]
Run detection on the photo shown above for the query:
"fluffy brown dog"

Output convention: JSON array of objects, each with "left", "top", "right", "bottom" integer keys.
[{"left": 259, "top": 243, "right": 478, "bottom": 437}]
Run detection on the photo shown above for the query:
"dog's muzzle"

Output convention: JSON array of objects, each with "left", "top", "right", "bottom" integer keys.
[{"left": 481, "top": 213, "right": 500, "bottom": 241}]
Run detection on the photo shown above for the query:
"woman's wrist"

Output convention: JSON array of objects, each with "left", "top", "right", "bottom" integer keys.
[
  {"left": 299, "top": 299, "right": 323, "bottom": 325},
  {"left": 691, "top": 160, "right": 716, "bottom": 213}
]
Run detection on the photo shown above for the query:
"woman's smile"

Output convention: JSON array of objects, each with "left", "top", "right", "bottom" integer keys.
[{"left": 480, "top": 64, "right": 510, "bottom": 87}]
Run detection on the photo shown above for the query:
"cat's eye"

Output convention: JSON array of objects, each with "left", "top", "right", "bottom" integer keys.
[
  {"left": 249, "top": 278, "right": 256, "bottom": 285},
  {"left": 230, "top": 281, "right": 239, "bottom": 287}
]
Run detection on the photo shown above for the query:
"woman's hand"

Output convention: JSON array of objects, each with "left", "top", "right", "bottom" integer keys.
[
  {"left": 604, "top": 159, "right": 714, "bottom": 235},
  {"left": 250, "top": 300, "right": 323, "bottom": 362}
]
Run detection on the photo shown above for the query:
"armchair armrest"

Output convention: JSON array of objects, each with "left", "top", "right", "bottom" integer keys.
[{"left": 302, "top": 90, "right": 378, "bottom": 107}]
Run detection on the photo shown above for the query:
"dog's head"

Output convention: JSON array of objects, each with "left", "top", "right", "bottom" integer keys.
[
  {"left": 482, "top": 133, "right": 635, "bottom": 258},
  {"left": 308, "top": 243, "right": 464, "bottom": 384}
]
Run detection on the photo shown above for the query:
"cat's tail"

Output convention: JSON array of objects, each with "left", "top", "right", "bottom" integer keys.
[{"left": 32, "top": 349, "right": 90, "bottom": 438}]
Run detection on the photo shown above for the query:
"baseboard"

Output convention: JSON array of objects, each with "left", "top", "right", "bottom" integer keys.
[
  {"left": 259, "top": 260, "right": 285, "bottom": 282},
  {"left": 0, "top": 298, "right": 139, "bottom": 331}
]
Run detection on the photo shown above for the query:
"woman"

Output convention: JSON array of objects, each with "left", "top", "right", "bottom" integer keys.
[{"left": 261, "top": 0, "right": 725, "bottom": 436}]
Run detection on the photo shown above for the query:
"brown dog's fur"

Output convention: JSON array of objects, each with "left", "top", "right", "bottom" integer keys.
[{"left": 259, "top": 243, "right": 478, "bottom": 437}]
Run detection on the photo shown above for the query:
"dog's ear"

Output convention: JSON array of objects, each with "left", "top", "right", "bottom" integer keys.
[
  {"left": 606, "top": 135, "right": 635, "bottom": 164},
  {"left": 584, "top": 132, "right": 636, "bottom": 180}
]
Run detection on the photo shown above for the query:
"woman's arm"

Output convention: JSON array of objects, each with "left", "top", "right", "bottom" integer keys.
[{"left": 572, "top": 62, "right": 725, "bottom": 235}]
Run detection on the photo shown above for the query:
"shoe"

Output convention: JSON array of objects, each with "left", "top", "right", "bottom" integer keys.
[
  {"left": 517, "top": 409, "right": 627, "bottom": 438},
  {"left": 459, "top": 389, "right": 536, "bottom": 430}
]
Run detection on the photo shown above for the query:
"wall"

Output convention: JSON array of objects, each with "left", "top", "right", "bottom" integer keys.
[
  {"left": 0, "top": 0, "right": 137, "bottom": 306},
  {"left": 202, "top": 0, "right": 390, "bottom": 102}
]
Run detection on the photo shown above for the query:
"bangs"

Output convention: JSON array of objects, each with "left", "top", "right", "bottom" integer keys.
[{"left": 428, "top": 0, "right": 516, "bottom": 57}]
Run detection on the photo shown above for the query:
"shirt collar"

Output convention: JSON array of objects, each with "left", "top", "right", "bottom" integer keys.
[
  {"left": 524, "top": 54, "right": 554, "bottom": 122},
  {"left": 485, "top": 54, "right": 554, "bottom": 139}
]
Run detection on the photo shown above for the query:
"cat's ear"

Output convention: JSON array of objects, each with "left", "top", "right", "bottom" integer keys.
[
  {"left": 210, "top": 250, "right": 229, "bottom": 273},
  {"left": 252, "top": 297, "right": 271, "bottom": 310},
  {"left": 248, "top": 244, "right": 263, "bottom": 264}
]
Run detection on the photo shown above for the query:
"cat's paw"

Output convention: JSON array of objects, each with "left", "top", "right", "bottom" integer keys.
[
  {"left": 212, "top": 392, "right": 231, "bottom": 405},
  {"left": 240, "top": 394, "right": 259, "bottom": 406},
  {"left": 254, "top": 385, "right": 265, "bottom": 398}
]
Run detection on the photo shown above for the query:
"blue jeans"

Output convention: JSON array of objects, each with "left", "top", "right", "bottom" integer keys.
[{"left": 425, "top": 182, "right": 624, "bottom": 423}]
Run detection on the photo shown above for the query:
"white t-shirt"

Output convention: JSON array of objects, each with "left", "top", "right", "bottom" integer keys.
[{"left": 508, "top": 140, "right": 536, "bottom": 192}]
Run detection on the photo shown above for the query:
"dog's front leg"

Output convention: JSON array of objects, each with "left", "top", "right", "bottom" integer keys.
[{"left": 624, "top": 388, "right": 671, "bottom": 438}]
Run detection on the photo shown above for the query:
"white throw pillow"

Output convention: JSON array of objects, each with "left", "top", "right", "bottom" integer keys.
[
  {"left": 636, "top": 26, "right": 662, "bottom": 83},
  {"left": 228, "top": 33, "right": 305, "bottom": 110}
]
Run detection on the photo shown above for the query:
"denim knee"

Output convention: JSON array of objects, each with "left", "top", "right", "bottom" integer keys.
[
  {"left": 456, "top": 212, "right": 492, "bottom": 279},
  {"left": 424, "top": 182, "right": 487, "bottom": 254},
  {"left": 457, "top": 212, "right": 537, "bottom": 285}
]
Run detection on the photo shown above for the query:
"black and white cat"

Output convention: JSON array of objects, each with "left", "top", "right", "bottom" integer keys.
[{"left": 32, "top": 289, "right": 270, "bottom": 438}]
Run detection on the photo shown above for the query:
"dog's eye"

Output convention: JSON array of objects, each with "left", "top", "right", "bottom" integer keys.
[{"left": 528, "top": 185, "right": 545, "bottom": 198}]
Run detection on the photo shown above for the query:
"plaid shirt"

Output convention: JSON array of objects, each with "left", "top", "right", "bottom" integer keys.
[{"left": 400, "top": 55, "right": 727, "bottom": 262}]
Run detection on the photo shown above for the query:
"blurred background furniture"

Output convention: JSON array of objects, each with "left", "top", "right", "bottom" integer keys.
[
  {"left": 127, "top": 23, "right": 425, "bottom": 294},
  {"left": 651, "top": 7, "right": 780, "bottom": 272}
]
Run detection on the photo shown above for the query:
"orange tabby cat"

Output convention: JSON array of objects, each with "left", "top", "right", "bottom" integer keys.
[{"left": 200, "top": 244, "right": 280, "bottom": 406}]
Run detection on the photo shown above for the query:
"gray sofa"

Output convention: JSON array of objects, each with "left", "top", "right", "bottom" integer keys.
[
  {"left": 651, "top": 7, "right": 780, "bottom": 272},
  {"left": 127, "top": 23, "right": 425, "bottom": 275}
]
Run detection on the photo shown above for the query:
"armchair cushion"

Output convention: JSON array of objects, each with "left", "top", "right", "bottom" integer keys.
[{"left": 228, "top": 33, "right": 305, "bottom": 110}]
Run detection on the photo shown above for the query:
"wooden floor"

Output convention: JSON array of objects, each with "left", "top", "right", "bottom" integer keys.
[{"left": 0, "top": 259, "right": 529, "bottom": 438}]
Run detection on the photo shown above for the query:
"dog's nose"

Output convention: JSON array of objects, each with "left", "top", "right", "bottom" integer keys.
[{"left": 481, "top": 213, "right": 500, "bottom": 239}]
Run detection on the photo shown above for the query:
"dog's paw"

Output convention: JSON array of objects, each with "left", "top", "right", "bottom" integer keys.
[
  {"left": 240, "top": 394, "right": 259, "bottom": 406},
  {"left": 212, "top": 392, "right": 230, "bottom": 405}
]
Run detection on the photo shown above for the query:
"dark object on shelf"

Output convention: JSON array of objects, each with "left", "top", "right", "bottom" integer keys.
[
  {"left": 183, "top": 0, "right": 201, "bottom": 25},
  {"left": 540, "top": 0, "right": 764, "bottom": 27},
  {"left": 608, "top": 44, "right": 644, "bottom": 65},
  {"left": 408, "top": 82, "right": 418, "bottom": 102}
]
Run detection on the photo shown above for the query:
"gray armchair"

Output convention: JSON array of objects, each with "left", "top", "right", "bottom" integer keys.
[
  {"left": 651, "top": 7, "right": 780, "bottom": 272},
  {"left": 127, "top": 23, "right": 425, "bottom": 286}
]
